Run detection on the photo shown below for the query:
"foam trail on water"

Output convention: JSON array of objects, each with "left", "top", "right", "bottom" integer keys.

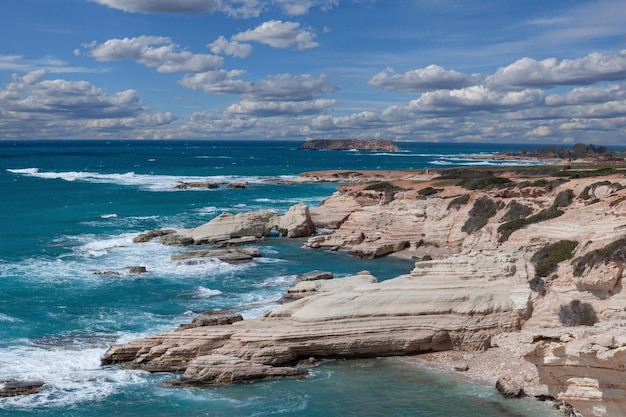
[{"left": 6, "top": 168, "right": 286, "bottom": 191}]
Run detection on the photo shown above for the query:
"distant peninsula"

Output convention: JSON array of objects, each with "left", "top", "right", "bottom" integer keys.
[{"left": 299, "top": 139, "right": 401, "bottom": 151}]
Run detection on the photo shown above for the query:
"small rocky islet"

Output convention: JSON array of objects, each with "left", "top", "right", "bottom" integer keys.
[{"left": 102, "top": 148, "right": 626, "bottom": 417}]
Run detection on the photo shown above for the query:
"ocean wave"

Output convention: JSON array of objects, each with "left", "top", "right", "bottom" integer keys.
[
  {"left": 253, "top": 196, "right": 325, "bottom": 205},
  {"left": 0, "top": 313, "right": 20, "bottom": 323},
  {"left": 1, "top": 232, "right": 246, "bottom": 284},
  {"left": 254, "top": 275, "right": 295, "bottom": 289},
  {"left": 193, "top": 286, "right": 223, "bottom": 299},
  {"left": 6, "top": 168, "right": 278, "bottom": 192},
  {"left": 0, "top": 345, "right": 149, "bottom": 410},
  {"left": 429, "top": 158, "right": 544, "bottom": 167}
]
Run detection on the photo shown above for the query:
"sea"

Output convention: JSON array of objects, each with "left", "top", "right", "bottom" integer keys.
[{"left": 0, "top": 140, "right": 561, "bottom": 417}]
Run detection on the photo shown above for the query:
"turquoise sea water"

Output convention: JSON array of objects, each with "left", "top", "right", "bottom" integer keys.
[{"left": 0, "top": 140, "right": 560, "bottom": 416}]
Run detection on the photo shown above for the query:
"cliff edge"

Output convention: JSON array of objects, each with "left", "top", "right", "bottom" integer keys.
[{"left": 103, "top": 166, "right": 626, "bottom": 417}]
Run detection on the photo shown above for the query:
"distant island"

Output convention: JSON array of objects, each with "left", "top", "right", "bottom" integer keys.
[{"left": 299, "top": 139, "right": 401, "bottom": 151}]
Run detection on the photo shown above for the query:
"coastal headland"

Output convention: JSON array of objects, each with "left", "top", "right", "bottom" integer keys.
[{"left": 102, "top": 158, "right": 626, "bottom": 417}]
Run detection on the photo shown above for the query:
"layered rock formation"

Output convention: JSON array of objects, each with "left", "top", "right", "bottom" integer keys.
[
  {"left": 134, "top": 203, "right": 315, "bottom": 247},
  {"left": 102, "top": 254, "right": 527, "bottom": 384},
  {"left": 494, "top": 324, "right": 626, "bottom": 417},
  {"left": 105, "top": 168, "right": 626, "bottom": 416}
]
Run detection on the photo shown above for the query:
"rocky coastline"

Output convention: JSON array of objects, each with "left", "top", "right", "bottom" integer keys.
[{"left": 102, "top": 165, "right": 626, "bottom": 417}]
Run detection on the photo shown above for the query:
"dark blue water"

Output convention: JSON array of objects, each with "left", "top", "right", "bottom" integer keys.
[{"left": 0, "top": 140, "right": 558, "bottom": 416}]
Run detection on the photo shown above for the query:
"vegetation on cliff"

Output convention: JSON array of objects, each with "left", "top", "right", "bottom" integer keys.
[
  {"left": 558, "top": 299, "right": 598, "bottom": 326},
  {"left": 462, "top": 196, "right": 504, "bottom": 234},
  {"left": 531, "top": 240, "right": 578, "bottom": 278},
  {"left": 572, "top": 236, "right": 626, "bottom": 277}
]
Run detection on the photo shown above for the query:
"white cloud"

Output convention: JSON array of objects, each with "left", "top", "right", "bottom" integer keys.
[
  {"left": 405, "top": 85, "right": 545, "bottom": 114},
  {"left": 208, "top": 36, "right": 254, "bottom": 58},
  {"left": 368, "top": 65, "right": 480, "bottom": 92},
  {"left": 90, "top": 0, "right": 222, "bottom": 14},
  {"left": 86, "top": 36, "right": 223, "bottom": 73},
  {"left": 179, "top": 71, "right": 336, "bottom": 101},
  {"left": 525, "top": 126, "right": 551, "bottom": 137},
  {"left": 225, "top": 98, "right": 337, "bottom": 116},
  {"left": 0, "top": 71, "right": 174, "bottom": 138},
  {"left": 91, "top": 0, "right": 337, "bottom": 17},
  {"left": 486, "top": 50, "right": 626, "bottom": 90},
  {"left": 546, "top": 83, "right": 626, "bottom": 106},
  {"left": 232, "top": 20, "right": 319, "bottom": 50},
  {"left": 0, "top": 54, "right": 97, "bottom": 74}
]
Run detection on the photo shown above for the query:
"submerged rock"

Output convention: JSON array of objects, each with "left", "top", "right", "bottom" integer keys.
[{"left": 171, "top": 248, "right": 261, "bottom": 265}]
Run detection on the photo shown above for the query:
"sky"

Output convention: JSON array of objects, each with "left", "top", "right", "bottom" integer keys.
[{"left": 1, "top": 0, "right": 626, "bottom": 144}]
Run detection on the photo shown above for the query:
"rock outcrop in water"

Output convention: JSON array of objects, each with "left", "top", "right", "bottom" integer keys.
[
  {"left": 105, "top": 167, "right": 626, "bottom": 416},
  {"left": 134, "top": 203, "right": 316, "bottom": 247},
  {"left": 299, "top": 139, "right": 401, "bottom": 151}
]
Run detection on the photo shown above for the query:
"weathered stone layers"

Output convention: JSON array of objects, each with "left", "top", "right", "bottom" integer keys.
[{"left": 103, "top": 256, "right": 526, "bottom": 385}]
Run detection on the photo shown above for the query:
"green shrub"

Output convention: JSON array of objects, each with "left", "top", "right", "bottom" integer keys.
[
  {"left": 531, "top": 240, "right": 578, "bottom": 278},
  {"left": 417, "top": 186, "right": 442, "bottom": 196},
  {"left": 572, "top": 237, "right": 626, "bottom": 276},
  {"left": 552, "top": 189, "right": 574, "bottom": 208},
  {"left": 459, "top": 176, "right": 515, "bottom": 190},
  {"left": 364, "top": 181, "right": 398, "bottom": 191},
  {"left": 579, "top": 181, "right": 623, "bottom": 200},
  {"left": 337, "top": 171, "right": 363, "bottom": 178},
  {"left": 498, "top": 207, "right": 564, "bottom": 242},
  {"left": 501, "top": 200, "right": 532, "bottom": 222},
  {"left": 558, "top": 300, "right": 598, "bottom": 326},
  {"left": 462, "top": 196, "right": 503, "bottom": 234},
  {"left": 447, "top": 194, "right": 470, "bottom": 210}
]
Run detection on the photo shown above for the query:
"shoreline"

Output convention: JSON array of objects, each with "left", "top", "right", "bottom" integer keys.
[{"left": 101, "top": 163, "right": 626, "bottom": 417}]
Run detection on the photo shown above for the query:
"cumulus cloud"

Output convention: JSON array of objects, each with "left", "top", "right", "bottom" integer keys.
[
  {"left": 368, "top": 65, "right": 480, "bottom": 92},
  {"left": 232, "top": 20, "right": 319, "bottom": 50},
  {"left": 486, "top": 50, "right": 626, "bottom": 90},
  {"left": 179, "top": 71, "right": 336, "bottom": 101},
  {"left": 546, "top": 83, "right": 626, "bottom": 106},
  {"left": 208, "top": 36, "right": 253, "bottom": 58},
  {"left": 0, "top": 70, "right": 174, "bottom": 138},
  {"left": 225, "top": 98, "right": 337, "bottom": 116},
  {"left": 85, "top": 36, "right": 223, "bottom": 73},
  {"left": 399, "top": 85, "right": 545, "bottom": 115}
]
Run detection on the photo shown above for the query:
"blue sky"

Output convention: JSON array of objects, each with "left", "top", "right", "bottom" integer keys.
[{"left": 1, "top": 0, "right": 626, "bottom": 144}]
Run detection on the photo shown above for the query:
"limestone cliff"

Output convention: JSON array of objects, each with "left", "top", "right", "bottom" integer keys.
[{"left": 103, "top": 168, "right": 626, "bottom": 416}]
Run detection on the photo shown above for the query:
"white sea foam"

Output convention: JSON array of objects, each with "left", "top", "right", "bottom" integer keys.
[
  {"left": 2, "top": 231, "right": 247, "bottom": 285},
  {"left": 253, "top": 196, "right": 325, "bottom": 205},
  {"left": 100, "top": 213, "right": 118, "bottom": 219},
  {"left": 0, "top": 345, "right": 149, "bottom": 410},
  {"left": 194, "top": 286, "right": 223, "bottom": 299},
  {"left": 6, "top": 168, "right": 277, "bottom": 192},
  {"left": 0, "top": 313, "right": 20, "bottom": 323},
  {"left": 254, "top": 275, "right": 295, "bottom": 288},
  {"left": 429, "top": 158, "right": 543, "bottom": 167}
]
